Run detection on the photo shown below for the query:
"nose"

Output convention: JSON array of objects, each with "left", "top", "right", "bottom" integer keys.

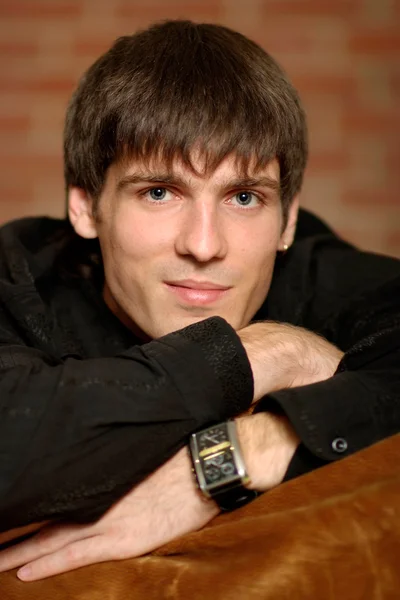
[{"left": 175, "top": 201, "right": 228, "bottom": 263}]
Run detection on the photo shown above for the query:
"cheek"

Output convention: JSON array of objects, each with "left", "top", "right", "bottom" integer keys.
[
  {"left": 246, "top": 248, "right": 276, "bottom": 294},
  {"left": 108, "top": 210, "right": 169, "bottom": 263},
  {"left": 233, "top": 221, "right": 281, "bottom": 300},
  {"left": 236, "top": 222, "right": 280, "bottom": 272}
]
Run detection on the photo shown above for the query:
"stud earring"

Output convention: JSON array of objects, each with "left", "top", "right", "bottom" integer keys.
[{"left": 281, "top": 244, "right": 289, "bottom": 252}]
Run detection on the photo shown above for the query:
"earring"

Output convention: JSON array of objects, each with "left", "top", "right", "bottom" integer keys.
[{"left": 281, "top": 244, "right": 289, "bottom": 252}]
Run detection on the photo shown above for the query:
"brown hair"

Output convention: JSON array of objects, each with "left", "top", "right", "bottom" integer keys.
[{"left": 64, "top": 20, "right": 308, "bottom": 220}]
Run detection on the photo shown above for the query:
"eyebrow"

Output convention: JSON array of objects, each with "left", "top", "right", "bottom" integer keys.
[
  {"left": 117, "top": 173, "right": 185, "bottom": 192},
  {"left": 116, "top": 172, "right": 280, "bottom": 194}
]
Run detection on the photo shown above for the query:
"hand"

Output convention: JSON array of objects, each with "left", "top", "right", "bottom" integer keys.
[
  {"left": 238, "top": 321, "right": 344, "bottom": 401},
  {"left": 0, "top": 414, "right": 298, "bottom": 581},
  {"left": 0, "top": 448, "right": 218, "bottom": 581}
]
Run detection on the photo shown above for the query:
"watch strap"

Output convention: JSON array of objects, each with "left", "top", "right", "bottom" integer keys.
[{"left": 212, "top": 484, "right": 259, "bottom": 512}]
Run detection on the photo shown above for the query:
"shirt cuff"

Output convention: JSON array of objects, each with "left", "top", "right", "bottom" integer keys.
[
  {"left": 146, "top": 316, "right": 254, "bottom": 423},
  {"left": 253, "top": 371, "right": 379, "bottom": 463}
]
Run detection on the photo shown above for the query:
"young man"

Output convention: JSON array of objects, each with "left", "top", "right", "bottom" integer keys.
[{"left": 0, "top": 20, "right": 399, "bottom": 580}]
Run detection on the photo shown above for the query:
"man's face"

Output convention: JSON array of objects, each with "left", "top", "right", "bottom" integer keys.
[{"left": 70, "top": 154, "right": 298, "bottom": 339}]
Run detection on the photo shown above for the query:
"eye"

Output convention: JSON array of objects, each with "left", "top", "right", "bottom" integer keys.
[
  {"left": 230, "top": 191, "right": 260, "bottom": 208},
  {"left": 147, "top": 187, "right": 169, "bottom": 201}
]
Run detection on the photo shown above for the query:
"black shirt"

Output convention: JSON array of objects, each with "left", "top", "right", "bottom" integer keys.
[{"left": 0, "top": 209, "right": 399, "bottom": 532}]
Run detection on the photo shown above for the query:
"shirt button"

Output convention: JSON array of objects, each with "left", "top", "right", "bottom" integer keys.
[{"left": 332, "top": 437, "right": 348, "bottom": 453}]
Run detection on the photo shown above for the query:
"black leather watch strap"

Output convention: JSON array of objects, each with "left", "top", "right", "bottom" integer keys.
[{"left": 211, "top": 485, "right": 259, "bottom": 512}]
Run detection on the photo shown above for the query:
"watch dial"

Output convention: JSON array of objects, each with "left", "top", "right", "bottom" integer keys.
[
  {"left": 221, "top": 462, "right": 235, "bottom": 476},
  {"left": 199, "top": 426, "right": 228, "bottom": 450},
  {"left": 204, "top": 465, "right": 221, "bottom": 483},
  {"left": 203, "top": 449, "right": 235, "bottom": 484},
  {"left": 197, "top": 424, "right": 238, "bottom": 486}
]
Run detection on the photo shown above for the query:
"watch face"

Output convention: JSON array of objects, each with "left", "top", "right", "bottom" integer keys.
[
  {"left": 198, "top": 426, "right": 237, "bottom": 486},
  {"left": 198, "top": 425, "right": 228, "bottom": 449},
  {"left": 191, "top": 422, "right": 255, "bottom": 511}
]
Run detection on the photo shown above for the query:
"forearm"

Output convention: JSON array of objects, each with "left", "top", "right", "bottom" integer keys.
[
  {"left": 238, "top": 320, "right": 344, "bottom": 400},
  {"left": 0, "top": 317, "right": 252, "bottom": 531},
  {"left": 234, "top": 320, "right": 345, "bottom": 485},
  {"left": 252, "top": 325, "right": 400, "bottom": 478}
]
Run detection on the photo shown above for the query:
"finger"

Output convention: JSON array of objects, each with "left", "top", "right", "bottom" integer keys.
[
  {"left": 17, "top": 535, "right": 106, "bottom": 581},
  {"left": 0, "top": 522, "right": 95, "bottom": 572},
  {"left": 0, "top": 521, "right": 50, "bottom": 546}
]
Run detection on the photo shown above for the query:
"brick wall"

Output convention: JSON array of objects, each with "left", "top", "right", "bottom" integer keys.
[{"left": 0, "top": 0, "right": 399, "bottom": 257}]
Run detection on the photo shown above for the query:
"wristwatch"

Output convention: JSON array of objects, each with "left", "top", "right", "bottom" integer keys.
[{"left": 189, "top": 420, "right": 258, "bottom": 512}]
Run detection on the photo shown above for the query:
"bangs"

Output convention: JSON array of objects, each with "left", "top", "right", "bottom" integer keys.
[
  {"left": 109, "top": 26, "right": 285, "bottom": 180},
  {"left": 113, "top": 44, "right": 282, "bottom": 179},
  {"left": 119, "top": 120, "right": 278, "bottom": 183}
]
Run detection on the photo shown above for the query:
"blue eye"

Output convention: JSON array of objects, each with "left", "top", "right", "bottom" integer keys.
[
  {"left": 237, "top": 192, "right": 252, "bottom": 205},
  {"left": 149, "top": 187, "right": 167, "bottom": 200},
  {"left": 232, "top": 192, "right": 258, "bottom": 207}
]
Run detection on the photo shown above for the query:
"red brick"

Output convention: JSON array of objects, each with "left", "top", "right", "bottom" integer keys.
[
  {"left": 0, "top": 42, "right": 38, "bottom": 56},
  {"left": 0, "top": 156, "right": 63, "bottom": 179},
  {"left": 386, "top": 146, "right": 400, "bottom": 173},
  {"left": 0, "top": 1, "right": 82, "bottom": 19},
  {"left": 74, "top": 40, "right": 111, "bottom": 57},
  {"left": 0, "top": 115, "right": 30, "bottom": 132},
  {"left": 251, "top": 25, "right": 314, "bottom": 55},
  {"left": 261, "top": 0, "right": 358, "bottom": 17},
  {"left": 0, "top": 78, "right": 76, "bottom": 94},
  {"left": 342, "top": 189, "right": 400, "bottom": 207},
  {"left": 117, "top": 1, "right": 222, "bottom": 20},
  {"left": 349, "top": 30, "right": 400, "bottom": 55},
  {"left": 0, "top": 188, "right": 32, "bottom": 211},
  {"left": 293, "top": 74, "right": 355, "bottom": 96},
  {"left": 307, "top": 152, "right": 349, "bottom": 172},
  {"left": 386, "top": 231, "right": 400, "bottom": 256},
  {"left": 343, "top": 110, "right": 400, "bottom": 134},
  {"left": 0, "top": 186, "right": 31, "bottom": 200},
  {"left": 390, "top": 72, "right": 400, "bottom": 98}
]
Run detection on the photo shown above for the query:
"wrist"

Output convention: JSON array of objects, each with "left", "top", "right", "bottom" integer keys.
[
  {"left": 235, "top": 412, "right": 300, "bottom": 492},
  {"left": 178, "top": 447, "right": 220, "bottom": 517}
]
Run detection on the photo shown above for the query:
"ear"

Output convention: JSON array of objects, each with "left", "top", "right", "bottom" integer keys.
[
  {"left": 68, "top": 187, "right": 98, "bottom": 239},
  {"left": 279, "top": 195, "right": 299, "bottom": 251}
]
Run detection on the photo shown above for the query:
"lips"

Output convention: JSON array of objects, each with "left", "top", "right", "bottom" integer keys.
[{"left": 164, "top": 279, "right": 231, "bottom": 306}]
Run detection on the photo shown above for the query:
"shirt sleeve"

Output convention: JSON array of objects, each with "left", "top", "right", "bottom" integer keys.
[
  {"left": 254, "top": 268, "right": 400, "bottom": 481},
  {"left": 0, "top": 316, "right": 253, "bottom": 531}
]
